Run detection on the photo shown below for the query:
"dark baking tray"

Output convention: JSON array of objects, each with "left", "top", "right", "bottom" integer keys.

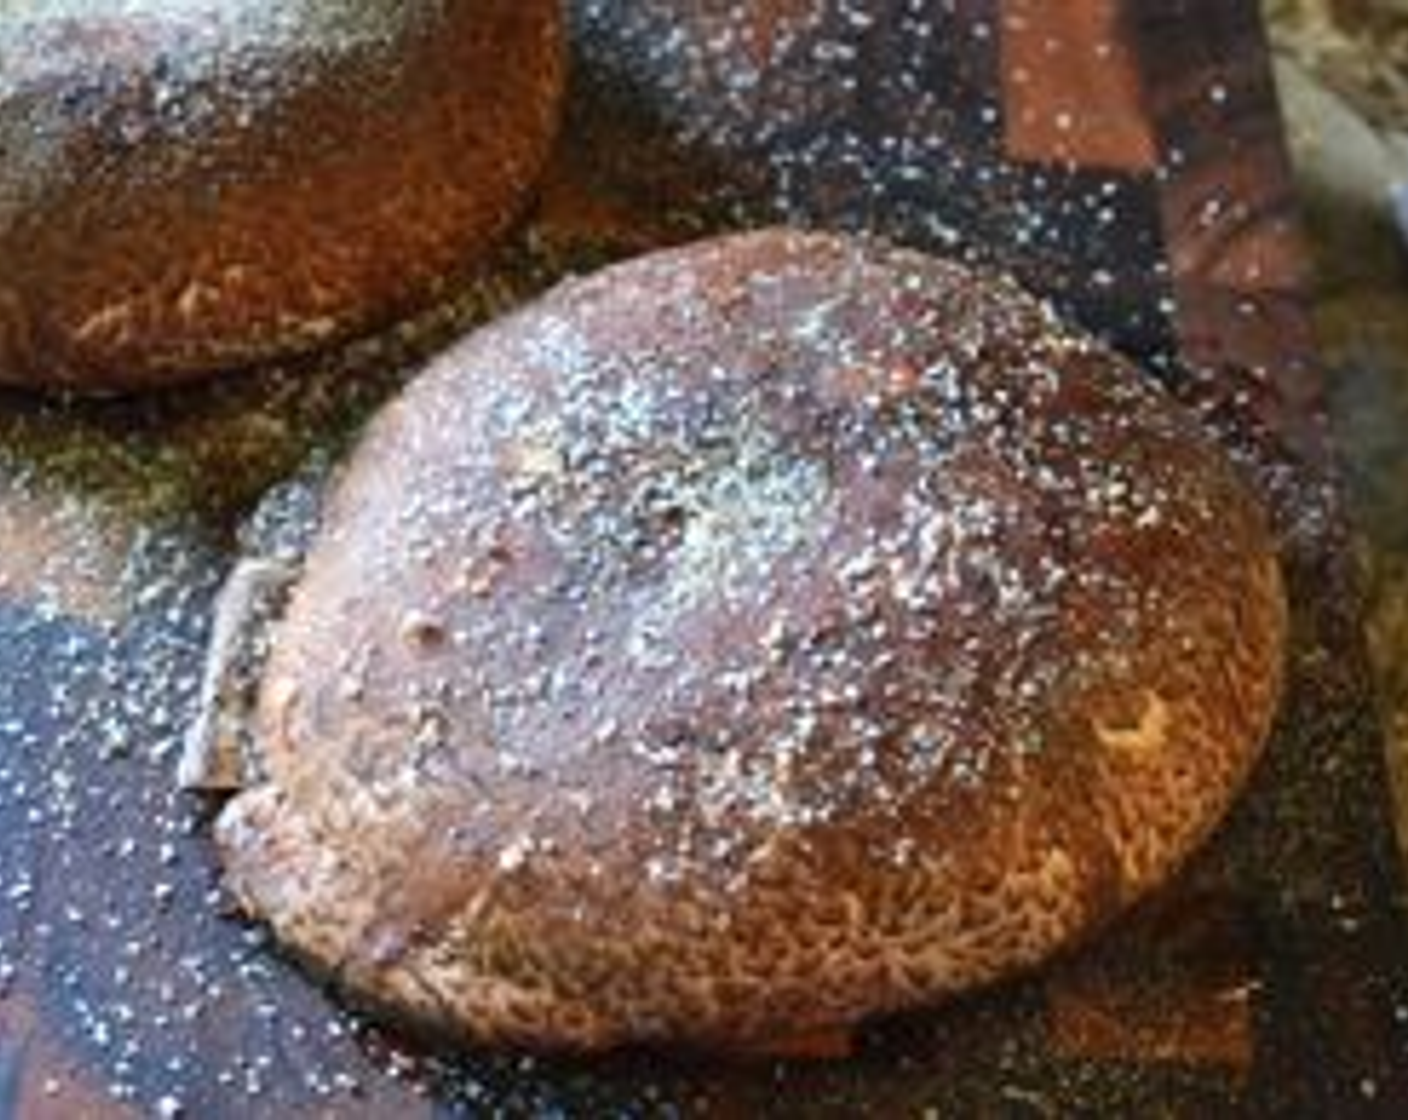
[{"left": 3, "top": 1, "right": 1408, "bottom": 1115}]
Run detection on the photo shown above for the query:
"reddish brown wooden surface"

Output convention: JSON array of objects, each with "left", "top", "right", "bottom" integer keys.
[
  {"left": 2, "top": 2, "right": 1407, "bottom": 1116},
  {"left": 1003, "top": 0, "right": 1160, "bottom": 171}
]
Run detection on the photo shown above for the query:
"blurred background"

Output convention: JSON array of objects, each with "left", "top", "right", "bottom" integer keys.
[{"left": 1266, "top": 0, "right": 1408, "bottom": 840}]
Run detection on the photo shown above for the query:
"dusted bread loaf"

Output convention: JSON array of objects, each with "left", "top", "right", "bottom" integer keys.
[
  {"left": 210, "top": 230, "right": 1286, "bottom": 1051},
  {"left": 0, "top": 0, "right": 564, "bottom": 392}
]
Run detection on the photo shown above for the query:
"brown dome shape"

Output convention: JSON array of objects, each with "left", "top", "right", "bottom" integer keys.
[
  {"left": 0, "top": 0, "right": 564, "bottom": 392},
  {"left": 207, "top": 229, "right": 1287, "bottom": 1052}
]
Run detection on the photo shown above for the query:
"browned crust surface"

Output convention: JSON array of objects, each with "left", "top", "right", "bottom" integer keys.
[
  {"left": 217, "top": 229, "right": 1287, "bottom": 1051},
  {"left": 0, "top": 0, "right": 564, "bottom": 392}
]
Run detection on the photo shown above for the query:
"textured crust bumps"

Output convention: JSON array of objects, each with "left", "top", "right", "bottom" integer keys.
[
  {"left": 215, "top": 229, "right": 1288, "bottom": 1051},
  {"left": 0, "top": 0, "right": 564, "bottom": 392}
]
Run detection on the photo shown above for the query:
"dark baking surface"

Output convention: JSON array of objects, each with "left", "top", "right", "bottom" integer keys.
[{"left": 2, "top": 1, "right": 1407, "bottom": 1115}]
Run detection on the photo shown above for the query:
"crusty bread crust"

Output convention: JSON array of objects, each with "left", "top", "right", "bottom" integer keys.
[
  {"left": 217, "top": 229, "right": 1287, "bottom": 1051},
  {"left": 0, "top": 0, "right": 564, "bottom": 391}
]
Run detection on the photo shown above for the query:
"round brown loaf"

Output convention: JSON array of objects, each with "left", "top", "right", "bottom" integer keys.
[
  {"left": 214, "top": 229, "right": 1287, "bottom": 1051},
  {"left": 0, "top": 0, "right": 564, "bottom": 392}
]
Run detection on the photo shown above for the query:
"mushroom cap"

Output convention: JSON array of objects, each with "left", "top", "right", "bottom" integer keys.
[
  {"left": 0, "top": 0, "right": 564, "bottom": 392},
  {"left": 217, "top": 229, "right": 1287, "bottom": 1051}
]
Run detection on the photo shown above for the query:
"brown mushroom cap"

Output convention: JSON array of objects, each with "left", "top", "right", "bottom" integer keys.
[
  {"left": 216, "top": 229, "right": 1287, "bottom": 1051},
  {"left": 0, "top": 0, "right": 564, "bottom": 392}
]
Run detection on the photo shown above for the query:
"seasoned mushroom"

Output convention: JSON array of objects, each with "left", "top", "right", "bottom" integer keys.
[
  {"left": 0, "top": 0, "right": 564, "bottom": 392},
  {"left": 187, "top": 230, "right": 1287, "bottom": 1051}
]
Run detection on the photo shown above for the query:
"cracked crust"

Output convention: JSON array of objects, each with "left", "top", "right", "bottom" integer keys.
[
  {"left": 213, "top": 229, "right": 1288, "bottom": 1051},
  {"left": 179, "top": 557, "right": 297, "bottom": 793},
  {"left": 0, "top": 0, "right": 564, "bottom": 392}
]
